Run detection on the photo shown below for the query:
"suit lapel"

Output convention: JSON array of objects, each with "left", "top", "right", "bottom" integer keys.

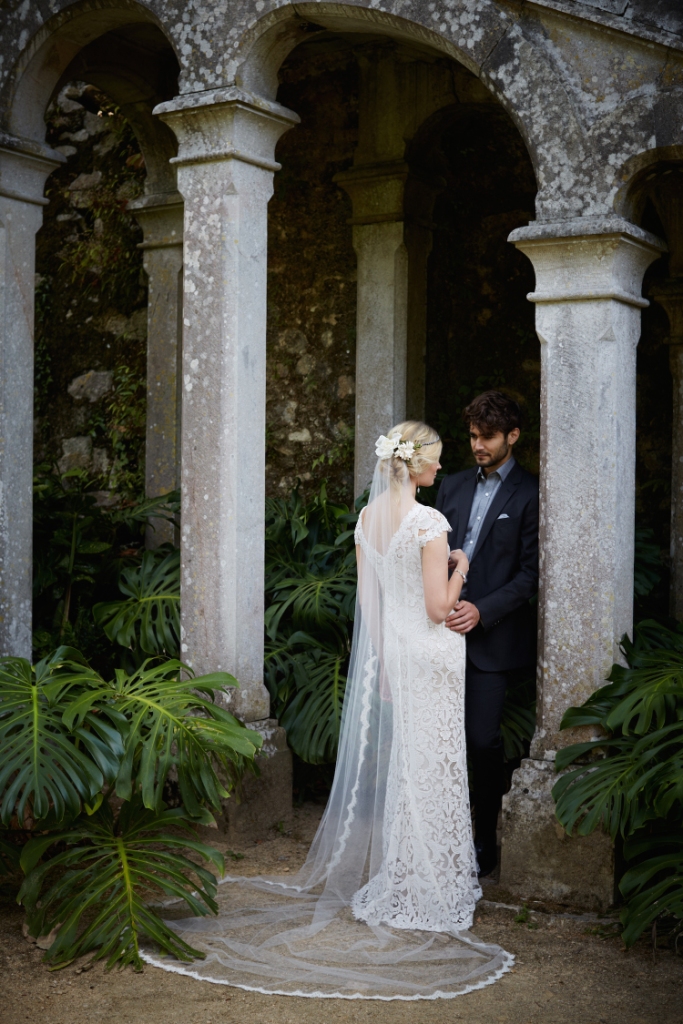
[
  {"left": 453, "top": 468, "right": 478, "bottom": 549},
  {"left": 470, "top": 464, "right": 521, "bottom": 563}
]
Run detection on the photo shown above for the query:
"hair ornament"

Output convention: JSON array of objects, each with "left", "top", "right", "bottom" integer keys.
[{"left": 375, "top": 433, "right": 440, "bottom": 463}]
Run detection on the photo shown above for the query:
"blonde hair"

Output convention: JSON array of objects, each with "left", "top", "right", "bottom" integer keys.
[{"left": 387, "top": 420, "right": 442, "bottom": 477}]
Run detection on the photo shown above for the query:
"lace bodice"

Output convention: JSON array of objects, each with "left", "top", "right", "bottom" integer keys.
[{"left": 355, "top": 503, "right": 452, "bottom": 631}]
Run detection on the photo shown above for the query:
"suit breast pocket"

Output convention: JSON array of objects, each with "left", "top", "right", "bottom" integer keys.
[{"left": 492, "top": 514, "right": 520, "bottom": 535}]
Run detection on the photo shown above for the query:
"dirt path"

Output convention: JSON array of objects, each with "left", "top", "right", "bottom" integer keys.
[{"left": 2, "top": 804, "right": 681, "bottom": 1024}]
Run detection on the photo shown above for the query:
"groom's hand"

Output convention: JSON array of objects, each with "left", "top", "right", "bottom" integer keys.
[{"left": 446, "top": 601, "right": 480, "bottom": 634}]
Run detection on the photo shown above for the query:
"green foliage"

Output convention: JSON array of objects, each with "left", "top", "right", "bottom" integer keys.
[
  {"left": 87, "top": 364, "right": 147, "bottom": 501},
  {"left": 264, "top": 483, "right": 360, "bottom": 764},
  {"left": 553, "top": 620, "right": 683, "bottom": 948},
  {"left": 0, "top": 648, "right": 260, "bottom": 827},
  {"left": 501, "top": 674, "right": 536, "bottom": 761},
  {"left": 56, "top": 103, "right": 144, "bottom": 307},
  {"left": 634, "top": 528, "right": 663, "bottom": 599},
  {"left": 19, "top": 802, "right": 224, "bottom": 970},
  {"left": 94, "top": 548, "right": 180, "bottom": 661},
  {"left": 277, "top": 633, "right": 348, "bottom": 765},
  {"left": 33, "top": 468, "right": 114, "bottom": 650},
  {"left": 0, "top": 649, "right": 121, "bottom": 827},
  {"left": 311, "top": 425, "right": 355, "bottom": 473},
  {"left": 32, "top": 466, "right": 178, "bottom": 667},
  {"left": 0, "top": 646, "right": 260, "bottom": 968},
  {"left": 619, "top": 834, "right": 683, "bottom": 949}
]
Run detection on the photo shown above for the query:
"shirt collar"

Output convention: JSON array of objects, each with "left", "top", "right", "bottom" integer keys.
[{"left": 477, "top": 456, "right": 516, "bottom": 484}]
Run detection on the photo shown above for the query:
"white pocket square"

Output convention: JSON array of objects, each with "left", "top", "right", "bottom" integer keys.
[{"left": 497, "top": 513, "right": 509, "bottom": 519}]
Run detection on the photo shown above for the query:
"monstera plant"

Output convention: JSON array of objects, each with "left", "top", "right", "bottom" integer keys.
[
  {"left": 0, "top": 647, "right": 261, "bottom": 969},
  {"left": 553, "top": 619, "right": 683, "bottom": 949}
]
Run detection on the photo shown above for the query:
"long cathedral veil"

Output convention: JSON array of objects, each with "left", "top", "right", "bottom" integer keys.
[{"left": 142, "top": 434, "right": 513, "bottom": 999}]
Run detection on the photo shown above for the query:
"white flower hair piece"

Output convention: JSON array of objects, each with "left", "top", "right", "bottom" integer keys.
[
  {"left": 375, "top": 434, "right": 401, "bottom": 460},
  {"left": 375, "top": 433, "right": 439, "bottom": 463}
]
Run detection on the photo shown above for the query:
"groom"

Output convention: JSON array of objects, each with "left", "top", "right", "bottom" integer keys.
[{"left": 436, "top": 391, "right": 539, "bottom": 877}]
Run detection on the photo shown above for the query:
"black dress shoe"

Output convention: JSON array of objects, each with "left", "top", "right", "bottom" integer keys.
[{"left": 474, "top": 838, "right": 498, "bottom": 878}]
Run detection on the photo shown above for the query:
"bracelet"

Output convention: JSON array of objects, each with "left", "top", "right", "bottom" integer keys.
[{"left": 454, "top": 568, "right": 467, "bottom": 583}]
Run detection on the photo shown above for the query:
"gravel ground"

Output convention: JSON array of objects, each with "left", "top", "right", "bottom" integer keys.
[{"left": 1, "top": 803, "right": 681, "bottom": 1024}]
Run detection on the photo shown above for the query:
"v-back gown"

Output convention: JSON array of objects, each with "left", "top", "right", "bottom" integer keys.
[
  {"left": 141, "top": 501, "right": 512, "bottom": 1000},
  {"left": 352, "top": 503, "right": 481, "bottom": 932}
]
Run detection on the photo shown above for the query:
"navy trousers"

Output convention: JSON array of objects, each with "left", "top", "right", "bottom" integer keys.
[{"left": 465, "top": 657, "right": 517, "bottom": 845}]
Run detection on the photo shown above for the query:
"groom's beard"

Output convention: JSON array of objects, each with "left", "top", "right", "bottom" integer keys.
[{"left": 475, "top": 438, "right": 509, "bottom": 469}]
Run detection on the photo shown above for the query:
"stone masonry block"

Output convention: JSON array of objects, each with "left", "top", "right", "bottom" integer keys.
[
  {"left": 223, "top": 719, "right": 293, "bottom": 843},
  {"left": 68, "top": 369, "right": 113, "bottom": 403},
  {"left": 500, "top": 758, "right": 614, "bottom": 913},
  {"left": 57, "top": 436, "right": 92, "bottom": 474}
]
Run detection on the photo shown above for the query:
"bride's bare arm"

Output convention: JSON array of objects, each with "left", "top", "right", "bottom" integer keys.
[{"left": 421, "top": 533, "right": 469, "bottom": 624}]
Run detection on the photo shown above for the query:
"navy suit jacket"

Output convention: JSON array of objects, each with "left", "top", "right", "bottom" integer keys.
[{"left": 435, "top": 461, "right": 539, "bottom": 672}]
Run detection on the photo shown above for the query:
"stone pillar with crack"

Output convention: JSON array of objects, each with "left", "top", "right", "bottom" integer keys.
[{"left": 499, "top": 217, "right": 665, "bottom": 910}]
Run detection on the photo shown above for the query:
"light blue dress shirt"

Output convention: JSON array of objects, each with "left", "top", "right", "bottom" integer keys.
[{"left": 461, "top": 457, "right": 516, "bottom": 560}]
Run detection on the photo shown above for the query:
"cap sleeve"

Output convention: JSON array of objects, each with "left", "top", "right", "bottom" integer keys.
[{"left": 417, "top": 506, "right": 451, "bottom": 548}]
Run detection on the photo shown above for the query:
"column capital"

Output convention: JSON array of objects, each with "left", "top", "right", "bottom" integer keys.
[
  {"left": 509, "top": 217, "right": 666, "bottom": 309},
  {"left": 154, "top": 88, "right": 299, "bottom": 174},
  {"left": 0, "top": 131, "right": 65, "bottom": 208},
  {"left": 335, "top": 161, "right": 409, "bottom": 225},
  {"left": 650, "top": 279, "right": 683, "bottom": 345},
  {"left": 128, "top": 191, "right": 184, "bottom": 251}
]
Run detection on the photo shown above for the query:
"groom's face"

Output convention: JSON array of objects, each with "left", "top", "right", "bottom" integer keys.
[{"left": 468, "top": 424, "right": 520, "bottom": 472}]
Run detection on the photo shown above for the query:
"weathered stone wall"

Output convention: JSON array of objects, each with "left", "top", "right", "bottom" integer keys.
[
  {"left": 266, "top": 46, "right": 358, "bottom": 501},
  {"left": 34, "top": 82, "right": 147, "bottom": 500}
]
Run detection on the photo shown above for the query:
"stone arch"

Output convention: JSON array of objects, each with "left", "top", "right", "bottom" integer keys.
[
  {"left": 615, "top": 145, "right": 683, "bottom": 225},
  {"left": 2, "top": 0, "right": 180, "bottom": 189},
  {"left": 231, "top": 1, "right": 597, "bottom": 220}
]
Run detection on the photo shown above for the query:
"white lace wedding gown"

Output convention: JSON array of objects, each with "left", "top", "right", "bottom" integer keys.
[
  {"left": 351, "top": 503, "right": 481, "bottom": 931},
  {"left": 142, "top": 500, "right": 512, "bottom": 999}
]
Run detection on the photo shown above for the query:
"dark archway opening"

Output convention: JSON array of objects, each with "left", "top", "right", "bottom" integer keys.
[{"left": 421, "top": 105, "right": 538, "bottom": 478}]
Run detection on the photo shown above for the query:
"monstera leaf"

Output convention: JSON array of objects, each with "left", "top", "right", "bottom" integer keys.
[
  {"left": 63, "top": 658, "right": 261, "bottom": 817},
  {"left": 277, "top": 635, "right": 347, "bottom": 765},
  {"left": 500, "top": 673, "right": 536, "bottom": 761},
  {"left": 18, "top": 801, "right": 224, "bottom": 969},
  {"left": 94, "top": 548, "right": 180, "bottom": 656},
  {"left": 0, "top": 649, "right": 123, "bottom": 826},
  {"left": 619, "top": 833, "right": 683, "bottom": 948}
]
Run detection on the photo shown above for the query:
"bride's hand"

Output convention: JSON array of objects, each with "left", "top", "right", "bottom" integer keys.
[{"left": 449, "top": 549, "right": 469, "bottom": 574}]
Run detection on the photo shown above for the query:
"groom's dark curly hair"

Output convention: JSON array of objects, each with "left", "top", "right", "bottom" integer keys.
[{"left": 463, "top": 391, "right": 521, "bottom": 438}]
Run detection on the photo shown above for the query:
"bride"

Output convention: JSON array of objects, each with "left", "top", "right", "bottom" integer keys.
[{"left": 144, "top": 421, "right": 513, "bottom": 999}]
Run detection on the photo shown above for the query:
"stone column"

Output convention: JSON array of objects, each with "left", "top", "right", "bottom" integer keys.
[
  {"left": 499, "top": 217, "right": 665, "bottom": 910},
  {"left": 334, "top": 46, "right": 450, "bottom": 495},
  {"left": 336, "top": 163, "right": 409, "bottom": 495},
  {"left": 128, "top": 192, "right": 184, "bottom": 548},
  {"left": 335, "top": 162, "right": 441, "bottom": 495},
  {"left": 0, "top": 136, "right": 63, "bottom": 658},
  {"left": 154, "top": 89, "right": 298, "bottom": 721}
]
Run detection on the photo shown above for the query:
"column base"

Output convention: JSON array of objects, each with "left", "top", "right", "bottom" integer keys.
[
  {"left": 499, "top": 758, "right": 614, "bottom": 912},
  {"left": 222, "top": 720, "right": 293, "bottom": 843}
]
